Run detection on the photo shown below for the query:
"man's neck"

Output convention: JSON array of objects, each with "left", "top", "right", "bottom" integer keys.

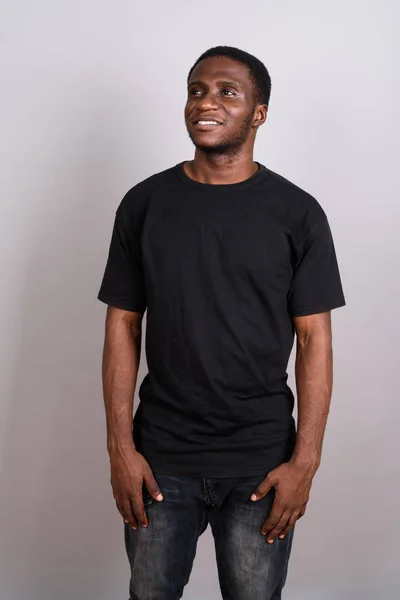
[{"left": 184, "top": 152, "right": 259, "bottom": 185}]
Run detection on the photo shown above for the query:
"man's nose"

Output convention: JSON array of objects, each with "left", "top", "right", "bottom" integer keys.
[{"left": 196, "top": 92, "right": 219, "bottom": 110}]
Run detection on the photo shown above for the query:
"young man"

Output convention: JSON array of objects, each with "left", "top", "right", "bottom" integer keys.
[{"left": 98, "top": 46, "right": 345, "bottom": 600}]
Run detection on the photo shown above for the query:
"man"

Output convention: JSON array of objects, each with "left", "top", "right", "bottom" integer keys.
[{"left": 98, "top": 46, "right": 345, "bottom": 600}]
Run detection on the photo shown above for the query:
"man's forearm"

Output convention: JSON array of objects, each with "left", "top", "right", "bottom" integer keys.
[
  {"left": 291, "top": 319, "right": 333, "bottom": 474},
  {"left": 102, "top": 307, "right": 143, "bottom": 453}
]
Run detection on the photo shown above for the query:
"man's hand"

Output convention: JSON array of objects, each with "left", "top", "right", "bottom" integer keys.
[
  {"left": 109, "top": 445, "right": 163, "bottom": 529},
  {"left": 251, "top": 461, "right": 315, "bottom": 543}
]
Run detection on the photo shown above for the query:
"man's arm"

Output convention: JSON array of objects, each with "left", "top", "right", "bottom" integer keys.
[
  {"left": 251, "top": 311, "right": 334, "bottom": 543},
  {"left": 102, "top": 306, "right": 163, "bottom": 530},
  {"left": 103, "top": 307, "right": 142, "bottom": 452},
  {"left": 291, "top": 311, "right": 333, "bottom": 473}
]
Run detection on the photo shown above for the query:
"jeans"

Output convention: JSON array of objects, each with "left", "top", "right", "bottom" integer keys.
[{"left": 124, "top": 472, "right": 294, "bottom": 600}]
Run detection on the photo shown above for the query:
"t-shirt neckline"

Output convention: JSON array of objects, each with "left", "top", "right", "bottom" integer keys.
[{"left": 175, "top": 160, "right": 269, "bottom": 193}]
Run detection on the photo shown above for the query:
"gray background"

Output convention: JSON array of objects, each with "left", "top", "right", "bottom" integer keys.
[{"left": 1, "top": 1, "right": 399, "bottom": 599}]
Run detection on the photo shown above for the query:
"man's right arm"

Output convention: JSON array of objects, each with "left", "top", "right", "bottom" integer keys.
[
  {"left": 103, "top": 306, "right": 142, "bottom": 452},
  {"left": 102, "top": 306, "right": 163, "bottom": 529}
]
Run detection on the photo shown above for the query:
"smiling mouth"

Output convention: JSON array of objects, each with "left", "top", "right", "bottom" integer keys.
[
  {"left": 196, "top": 120, "right": 221, "bottom": 125},
  {"left": 192, "top": 120, "right": 222, "bottom": 130}
]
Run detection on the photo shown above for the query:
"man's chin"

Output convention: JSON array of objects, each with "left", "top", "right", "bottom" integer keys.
[{"left": 190, "top": 138, "right": 233, "bottom": 155}]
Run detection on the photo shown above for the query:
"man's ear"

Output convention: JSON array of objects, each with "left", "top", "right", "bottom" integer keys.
[{"left": 253, "top": 104, "right": 268, "bottom": 128}]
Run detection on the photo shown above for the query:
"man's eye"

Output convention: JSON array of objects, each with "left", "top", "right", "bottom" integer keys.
[
  {"left": 190, "top": 89, "right": 202, "bottom": 96},
  {"left": 222, "top": 89, "right": 235, "bottom": 96}
]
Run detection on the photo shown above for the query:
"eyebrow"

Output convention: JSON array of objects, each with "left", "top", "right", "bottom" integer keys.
[{"left": 188, "top": 79, "right": 243, "bottom": 90}]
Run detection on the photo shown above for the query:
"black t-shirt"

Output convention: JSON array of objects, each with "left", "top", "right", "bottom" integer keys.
[{"left": 98, "top": 161, "right": 345, "bottom": 477}]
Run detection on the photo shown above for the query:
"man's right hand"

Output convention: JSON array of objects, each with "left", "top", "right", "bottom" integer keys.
[{"left": 109, "top": 445, "right": 163, "bottom": 529}]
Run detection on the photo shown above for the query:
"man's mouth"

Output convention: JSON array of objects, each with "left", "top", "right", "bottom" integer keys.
[
  {"left": 196, "top": 120, "right": 220, "bottom": 125},
  {"left": 192, "top": 120, "right": 222, "bottom": 130}
]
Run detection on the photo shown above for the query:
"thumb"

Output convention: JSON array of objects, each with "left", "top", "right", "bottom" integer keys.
[
  {"left": 143, "top": 470, "right": 163, "bottom": 501},
  {"left": 251, "top": 472, "right": 276, "bottom": 501}
]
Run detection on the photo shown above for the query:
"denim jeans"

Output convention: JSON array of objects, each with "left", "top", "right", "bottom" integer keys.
[{"left": 124, "top": 472, "right": 294, "bottom": 600}]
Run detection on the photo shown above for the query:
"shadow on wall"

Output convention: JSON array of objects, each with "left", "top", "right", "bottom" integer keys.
[{"left": 1, "top": 83, "right": 155, "bottom": 600}]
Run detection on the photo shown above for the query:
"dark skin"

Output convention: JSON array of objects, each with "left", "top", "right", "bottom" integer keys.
[
  {"left": 253, "top": 312, "right": 333, "bottom": 543},
  {"left": 102, "top": 56, "right": 335, "bottom": 539},
  {"left": 103, "top": 308, "right": 162, "bottom": 530},
  {"left": 184, "top": 55, "right": 267, "bottom": 183}
]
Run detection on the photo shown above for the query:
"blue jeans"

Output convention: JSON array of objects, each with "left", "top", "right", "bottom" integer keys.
[{"left": 124, "top": 472, "right": 294, "bottom": 600}]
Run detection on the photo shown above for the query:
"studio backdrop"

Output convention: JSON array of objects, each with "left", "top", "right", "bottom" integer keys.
[{"left": 0, "top": 1, "right": 399, "bottom": 599}]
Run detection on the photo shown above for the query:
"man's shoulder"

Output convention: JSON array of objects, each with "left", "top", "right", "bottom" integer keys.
[
  {"left": 263, "top": 166, "right": 319, "bottom": 207},
  {"left": 117, "top": 163, "right": 178, "bottom": 214},
  {"left": 261, "top": 165, "right": 328, "bottom": 226},
  {"left": 132, "top": 163, "right": 178, "bottom": 192}
]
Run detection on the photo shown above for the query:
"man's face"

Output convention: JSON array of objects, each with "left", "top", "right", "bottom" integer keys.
[{"left": 185, "top": 56, "right": 262, "bottom": 155}]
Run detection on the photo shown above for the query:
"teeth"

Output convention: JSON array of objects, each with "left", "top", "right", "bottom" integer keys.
[{"left": 197, "top": 121, "right": 219, "bottom": 125}]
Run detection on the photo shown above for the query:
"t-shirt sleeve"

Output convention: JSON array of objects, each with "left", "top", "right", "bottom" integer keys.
[
  {"left": 97, "top": 201, "right": 147, "bottom": 313},
  {"left": 288, "top": 217, "right": 346, "bottom": 317}
]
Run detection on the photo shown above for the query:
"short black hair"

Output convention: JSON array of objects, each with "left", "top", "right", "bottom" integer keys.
[{"left": 187, "top": 46, "right": 271, "bottom": 106}]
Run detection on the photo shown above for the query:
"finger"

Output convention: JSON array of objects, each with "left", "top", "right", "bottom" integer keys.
[
  {"left": 261, "top": 501, "right": 284, "bottom": 536},
  {"left": 115, "top": 496, "right": 126, "bottom": 519},
  {"left": 124, "top": 499, "right": 138, "bottom": 530},
  {"left": 118, "top": 498, "right": 137, "bottom": 529},
  {"left": 278, "top": 510, "right": 301, "bottom": 539},
  {"left": 131, "top": 492, "right": 148, "bottom": 528},
  {"left": 123, "top": 513, "right": 138, "bottom": 529},
  {"left": 298, "top": 503, "right": 308, "bottom": 519},
  {"left": 251, "top": 473, "right": 275, "bottom": 501},
  {"left": 143, "top": 470, "right": 163, "bottom": 501},
  {"left": 265, "top": 510, "right": 291, "bottom": 543},
  {"left": 128, "top": 514, "right": 138, "bottom": 529},
  {"left": 116, "top": 500, "right": 125, "bottom": 519}
]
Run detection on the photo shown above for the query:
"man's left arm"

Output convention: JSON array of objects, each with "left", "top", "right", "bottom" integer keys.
[{"left": 251, "top": 311, "right": 333, "bottom": 543}]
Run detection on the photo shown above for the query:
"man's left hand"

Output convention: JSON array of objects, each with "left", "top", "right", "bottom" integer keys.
[{"left": 251, "top": 461, "right": 315, "bottom": 543}]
